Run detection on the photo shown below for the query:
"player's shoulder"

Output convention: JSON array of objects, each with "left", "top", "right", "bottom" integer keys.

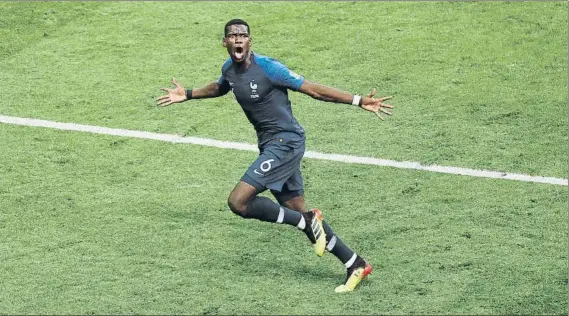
[
  {"left": 221, "top": 57, "right": 233, "bottom": 73},
  {"left": 253, "top": 53, "right": 288, "bottom": 70},
  {"left": 253, "top": 52, "right": 304, "bottom": 87}
]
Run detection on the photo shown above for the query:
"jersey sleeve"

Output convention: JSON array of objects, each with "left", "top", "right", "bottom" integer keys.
[
  {"left": 217, "top": 58, "right": 232, "bottom": 95},
  {"left": 259, "top": 58, "right": 305, "bottom": 91},
  {"left": 217, "top": 74, "right": 227, "bottom": 85},
  {"left": 217, "top": 76, "right": 231, "bottom": 95}
]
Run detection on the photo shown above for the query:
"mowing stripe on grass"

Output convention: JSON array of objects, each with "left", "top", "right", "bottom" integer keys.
[{"left": 1, "top": 115, "right": 567, "bottom": 186}]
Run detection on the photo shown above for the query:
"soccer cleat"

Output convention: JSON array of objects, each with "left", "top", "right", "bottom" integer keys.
[
  {"left": 334, "top": 257, "right": 373, "bottom": 293},
  {"left": 303, "top": 208, "right": 327, "bottom": 257}
]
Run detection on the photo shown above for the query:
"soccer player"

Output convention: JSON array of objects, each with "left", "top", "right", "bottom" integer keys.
[{"left": 157, "top": 19, "right": 393, "bottom": 293}]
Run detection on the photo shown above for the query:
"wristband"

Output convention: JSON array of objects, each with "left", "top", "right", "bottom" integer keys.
[
  {"left": 352, "top": 95, "right": 362, "bottom": 106},
  {"left": 186, "top": 89, "right": 193, "bottom": 100}
]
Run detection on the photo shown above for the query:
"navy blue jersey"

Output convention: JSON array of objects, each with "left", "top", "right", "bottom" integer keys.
[{"left": 218, "top": 53, "right": 306, "bottom": 146}]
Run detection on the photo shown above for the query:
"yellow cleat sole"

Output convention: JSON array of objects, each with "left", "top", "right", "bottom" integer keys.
[
  {"left": 315, "top": 237, "right": 326, "bottom": 257},
  {"left": 334, "top": 263, "right": 373, "bottom": 293},
  {"left": 312, "top": 209, "right": 326, "bottom": 257}
]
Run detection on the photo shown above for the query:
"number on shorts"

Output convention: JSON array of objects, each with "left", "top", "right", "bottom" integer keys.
[{"left": 260, "top": 159, "right": 275, "bottom": 172}]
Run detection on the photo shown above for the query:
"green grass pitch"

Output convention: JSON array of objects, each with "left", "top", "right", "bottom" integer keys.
[{"left": 0, "top": 2, "right": 567, "bottom": 315}]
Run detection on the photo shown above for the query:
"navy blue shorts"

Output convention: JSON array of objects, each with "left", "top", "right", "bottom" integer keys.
[{"left": 241, "top": 132, "right": 305, "bottom": 193}]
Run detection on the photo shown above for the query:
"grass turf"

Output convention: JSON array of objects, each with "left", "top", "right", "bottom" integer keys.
[{"left": 0, "top": 1, "right": 567, "bottom": 314}]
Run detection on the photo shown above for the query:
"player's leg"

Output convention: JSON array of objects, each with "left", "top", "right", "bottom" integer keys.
[
  {"left": 273, "top": 193, "right": 308, "bottom": 212},
  {"left": 273, "top": 182, "right": 372, "bottom": 292},
  {"left": 227, "top": 180, "right": 307, "bottom": 229},
  {"left": 226, "top": 180, "right": 259, "bottom": 217},
  {"left": 272, "top": 170, "right": 364, "bottom": 265},
  {"left": 271, "top": 188, "right": 326, "bottom": 256}
]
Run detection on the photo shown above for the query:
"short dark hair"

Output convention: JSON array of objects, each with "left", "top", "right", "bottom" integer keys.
[{"left": 224, "top": 19, "right": 250, "bottom": 37}]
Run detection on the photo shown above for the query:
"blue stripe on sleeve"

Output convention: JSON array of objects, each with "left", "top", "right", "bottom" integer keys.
[{"left": 255, "top": 54, "right": 305, "bottom": 91}]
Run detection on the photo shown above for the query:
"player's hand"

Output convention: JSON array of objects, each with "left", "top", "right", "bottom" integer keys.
[
  {"left": 360, "top": 88, "right": 393, "bottom": 120},
  {"left": 157, "top": 78, "right": 187, "bottom": 107}
]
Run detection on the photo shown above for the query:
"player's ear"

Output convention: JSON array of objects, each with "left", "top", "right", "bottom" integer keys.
[
  {"left": 248, "top": 36, "right": 252, "bottom": 47},
  {"left": 222, "top": 37, "right": 227, "bottom": 48}
]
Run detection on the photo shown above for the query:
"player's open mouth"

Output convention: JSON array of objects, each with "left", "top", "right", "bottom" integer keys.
[{"left": 234, "top": 47, "right": 244, "bottom": 60}]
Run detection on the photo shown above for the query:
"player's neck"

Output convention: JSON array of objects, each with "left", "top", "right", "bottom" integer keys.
[{"left": 235, "top": 52, "right": 253, "bottom": 73}]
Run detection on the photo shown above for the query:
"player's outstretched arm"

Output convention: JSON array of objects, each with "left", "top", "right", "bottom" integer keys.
[
  {"left": 157, "top": 78, "right": 229, "bottom": 107},
  {"left": 298, "top": 80, "right": 393, "bottom": 120}
]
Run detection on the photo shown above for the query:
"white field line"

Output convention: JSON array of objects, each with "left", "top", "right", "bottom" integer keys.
[{"left": 1, "top": 115, "right": 567, "bottom": 186}]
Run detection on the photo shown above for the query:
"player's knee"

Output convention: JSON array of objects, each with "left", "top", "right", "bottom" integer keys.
[{"left": 227, "top": 195, "right": 248, "bottom": 218}]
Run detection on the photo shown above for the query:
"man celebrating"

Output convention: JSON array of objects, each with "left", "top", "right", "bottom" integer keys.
[{"left": 157, "top": 19, "right": 393, "bottom": 292}]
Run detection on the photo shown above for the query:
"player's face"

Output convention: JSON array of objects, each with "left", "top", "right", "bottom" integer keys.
[{"left": 223, "top": 24, "right": 252, "bottom": 63}]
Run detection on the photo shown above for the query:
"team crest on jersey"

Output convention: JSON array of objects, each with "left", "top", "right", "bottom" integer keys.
[{"left": 249, "top": 80, "right": 259, "bottom": 99}]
